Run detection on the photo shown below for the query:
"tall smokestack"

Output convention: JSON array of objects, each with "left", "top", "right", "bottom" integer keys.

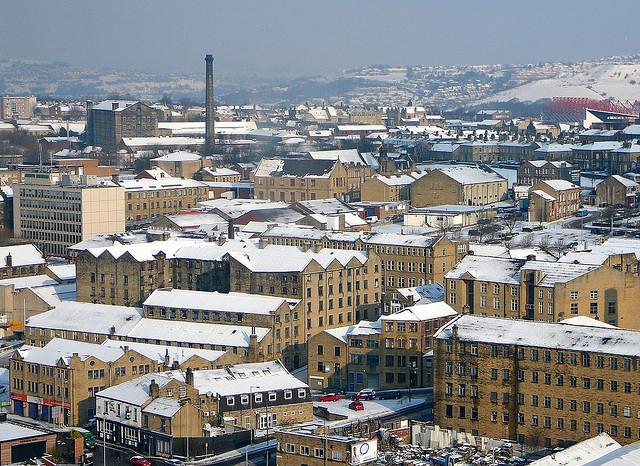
[{"left": 205, "top": 54, "right": 215, "bottom": 155}]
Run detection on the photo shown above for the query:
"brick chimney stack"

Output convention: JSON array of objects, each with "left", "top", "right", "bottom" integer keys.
[{"left": 205, "top": 54, "right": 216, "bottom": 155}]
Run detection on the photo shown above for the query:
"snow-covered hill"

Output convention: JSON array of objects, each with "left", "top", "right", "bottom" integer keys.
[{"left": 482, "top": 63, "right": 640, "bottom": 103}]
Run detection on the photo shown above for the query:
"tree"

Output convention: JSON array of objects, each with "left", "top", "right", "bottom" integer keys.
[
  {"left": 476, "top": 217, "right": 501, "bottom": 243},
  {"left": 500, "top": 214, "right": 518, "bottom": 235},
  {"left": 518, "top": 233, "right": 534, "bottom": 248}
]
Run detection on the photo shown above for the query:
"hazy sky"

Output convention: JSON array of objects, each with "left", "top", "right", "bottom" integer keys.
[{"left": 1, "top": 0, "right": 639, "bottom": 79}]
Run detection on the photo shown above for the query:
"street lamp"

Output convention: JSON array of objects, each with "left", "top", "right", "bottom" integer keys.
[{"left": 246, "top": 385, "right": 260, "bottom": 466}]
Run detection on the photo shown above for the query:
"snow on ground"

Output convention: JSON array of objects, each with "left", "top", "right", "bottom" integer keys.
[
  {"left": 313, "top": 396, "right": 427, "bottom": 427},
  {"left": 482, "top": 63, "right": 640, "bottom": 103}
]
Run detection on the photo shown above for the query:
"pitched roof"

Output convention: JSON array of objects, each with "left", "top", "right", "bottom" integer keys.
[
  {"left": 436, "top": 315, "right": 640, "bottom": 357},
  {"left": 254, "top": 158, "right": 336, "bottom": 178}
]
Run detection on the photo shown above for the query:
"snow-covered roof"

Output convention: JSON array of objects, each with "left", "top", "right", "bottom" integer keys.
[
  {"left": 608, "top": 174, "right": 639, "bottom": 188},
  {"left": 228, "top": 245, "right": 368, "bottom": 273},
  {"left": 520, "top": 260, "right": 598, "bottom": 287},
  {"left": 92, "top": 100, "right": 139, "bottom": 112},
  {"left": 143, "top": 289, "right": 292, "bottom": 315},
  {"left": 101, "top": 339, "right": 226, "bottom": 365},
  {"left": 382, "top": 302, "right": 457, "bottom": 322},
  {"left": 429, "top": 166, "right": 506, "bottom": 185},
  {"left": 0, "top": 423, "right": 52, "bottom": 442},
  {"left": 125, "top": 318, "right": 270, "bottom": 348},
  {"left": 98, "top": 360, "right": 306, "bottom": 405},
  {"left": 396, "top": 284, "right": 444, "bottom": 304},
  {"left": 203, "top": 167, "right": 240, "bottom": 177},
  {"left": 0, "top": 244, "right": 44, "bottom": 268},
  {"left": 143, "top": 397, "right": 182, "bottom": 417},
  {"left": 26, "top": 301, "right": 143, "bottom": 335},
  {"left": 436, "top": 315, "right": 640, "bottom": 356},
  {"left": 531, "top": 189, "right": 556, "bottom": 201},
  {"left": 539, "top": 179, "right": 579, "bottom": 191},
  {"left": 530, "top": 433, "right": 620, "bottom": 466},
  {"left": 119, "top": 176, "right": 205, "bottom": 192},
  {"left": 152, "top": 151, "right": 201, "bottom": 162},
  {"left": 0, "top": 275, "right": 58, "bottom": 290},
  {"left": 373, "top": 174, "right": 417, "bottom": 186},
  {"left": 122, "top": 137, "right": 204, "bottom": 147},
  {"left": 308, "top": 149, "right": 366, "bottom": 166},
  {"left": 84, "top": 239, "right": 203, "bottom": 262},
  {"left": 445, "top": 255, "right": 523, "bottom": 284},
  {"left": 559, "top": 316, "right": 616, "bottom": 329},
  {"left": 324, "top": 319, "right": 381, "bottom": 344},
  {"left": 17, "top": 338, "right": 124, "bottom": 366}
]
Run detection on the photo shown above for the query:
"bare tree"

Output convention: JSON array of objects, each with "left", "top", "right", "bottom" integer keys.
[
  {"left": 518, "top": 233, "right": 534, "bottom": 248},
  {"left": 500, "top": 214, "right": 518, "bottom": 235},
  {"left": 477, "top": 218, "right": 501, "bottom": 243}
]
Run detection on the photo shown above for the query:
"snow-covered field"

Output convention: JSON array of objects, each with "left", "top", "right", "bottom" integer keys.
[{"left": 482, "top": 63, "right": 640, "bottom": 103}]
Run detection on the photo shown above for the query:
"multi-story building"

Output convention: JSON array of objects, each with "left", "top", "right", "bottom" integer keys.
[
  {"left": 24, "top": 301, "right": 268, "bottom": 363},
  {"left": 95, "top": 361, "right": 312, "bottom": 457},
  {"left": 86, "top": 100, "right": 158, "bottom": 149},
  {"left": 259, "top": 226, "right": 467, "bottom": 311},
  {"left": 142, "top": 288, "right": 297, "bottom": 362},
  {"left": 150, "top": 151, "right": 204, "bottom": 179},
  {"left": 379, "top": 302, "right": 457, "bottom": 390},
  {"left": 595, "top": 175, "right": 640, "bottom": 207},
  {"left": 253, "top": 158, "right": 349, "bottom": 202},
  {"left": 118, "top": 176, "right": 208, "bottom": 224},
  {"left": 227, "top": 244, "right": 382, "bottom": 368},
  {"left": 434, "top": 315, "right": 640, "bottom": 447},
  {"left": 517, "top": 160, "right": 579, "bottom": 186},
  {"left": 13, "top": 173, "right": 125, "bottom": 257},
  {"left": 307, "top": 319, "right": 381, "bottom": 392},
  {"left": 360, "top": 174, "right": 416, "bottom": 202},
  {"left": 196, "top": 167, "right": 242, "bottom": 183},
  {"left": 308, "top": 301, "right": 457, "bottom": 392},
  {"left": 410, "top": 166, "right": 507, "bottom": 208},
  {"left": 0, "top": 96, "right": 37, "bottom": 120},
  {"left": 75, "top": 240, "right": 191, "bottom": 306},
  {"left": 307, "top": 150, "right": 374, "bottom": 202},
  {"left": 444, "top": 254, "right": 640, "bottom": 328},
  {"left": 275, "top": 427, "right": 378, "bottom": 466},
  {"left": 10, "top": 337, "right": 231, "bottom": 426},
  {"left": 529, "top": 180, "right": 580, "bottom": 222}
]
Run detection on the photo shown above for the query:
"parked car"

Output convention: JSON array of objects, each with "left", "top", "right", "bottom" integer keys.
[
  {"left": 129, "top": 456, "right": 152, "bottom": 466},
  {"left": 319, "top": 393, "right": 341, "bottom": 402},
  {"left": 349, "top": 401, "right": 364, "bottom": 411},
  {"left": 164, "top": 460, "right": 184, "bottom": 466},
  {"left": 352, "top": 389, "right": 376, "bottom": 401},
  {"left": 378, "top": 390, "right": 402, "bottom": 400}
]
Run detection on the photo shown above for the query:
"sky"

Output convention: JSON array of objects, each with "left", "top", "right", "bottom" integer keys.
[{"left": 1, "top": 0, "right": 639, "bottom": 79}]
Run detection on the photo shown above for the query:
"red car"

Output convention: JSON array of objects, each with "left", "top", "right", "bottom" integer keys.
[
  {"left": 349, "top": 400, "right": 365, "bottom": 411},
  {"left": 319, "top": 393, "right": 341, "bottom": 402},
  {"left": 129, "top": 456, "right": 152, "bottom": 466}
]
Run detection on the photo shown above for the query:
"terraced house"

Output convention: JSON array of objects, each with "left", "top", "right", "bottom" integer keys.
[{"left": 434, "top": 315, "right": 640, "bottom": 447}]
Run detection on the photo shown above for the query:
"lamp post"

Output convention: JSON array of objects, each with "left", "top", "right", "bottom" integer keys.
[{"left": 246, "top": 385, "right": 260, "bottom": 466}]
